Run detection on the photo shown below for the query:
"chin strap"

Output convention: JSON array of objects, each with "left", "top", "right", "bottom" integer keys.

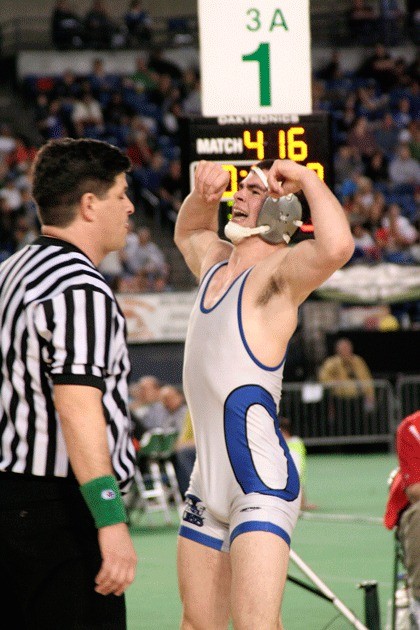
[{"left": 224, "top": 221, "right": 269, "bottom": 244}]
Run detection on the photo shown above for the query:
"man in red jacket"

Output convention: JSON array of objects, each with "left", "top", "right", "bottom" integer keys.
[{"left": 384, "top": 410, "right": 420, "bottom": 627}]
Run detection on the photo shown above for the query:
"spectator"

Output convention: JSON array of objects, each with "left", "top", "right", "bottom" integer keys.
[
  {"left": 159, "top": 158, "right": 182, "bottom": 224},
  {"left": 393, "top": 96, "right": 414, "bottom": 130},
  {"left": 97, "top": 250, "right": 124, "bottom": 289},
  {"left": 17, "top": 186, "right": 39, "bottom": 232},
  {"left": 158, "top": 385, "right": 188, "bottom": 433},
  {"left": 178, "top": 67, "right": 201, "bottom": 102},
  {"left": 166, "top": 16, "right": 194, "bottom": 45},
  {"left": 355, "top": 82, "right": 389, "bottom": 121},
  {"left": 87, "top": 58, "right": 119, "bottom": 103},
  {"left": 350, "top": 221, "right": 381, "bottom": 262},
  {"left": 121, "top": 225, "right": 169, "bottom": 291},
  {"left": 129, "top": 375, "right": 163, "bottom": 441},
  {"left": 51, "top": 0, "right": 84, "bottom": 50},
  {"left": 71, "top": 85, "right": 104, "bottom": 138},
  {"left": 407, "top": 121, "right": 420, "bottom": 162},
  {"left": 103, "top": 91, "right": 135, "bottom": 147},
  {"left": 354, "top": 174, "right": 377, "bottom": 211},
  {"left": 124, "top": 0, "right": 153, "bottom": 46},
  {"left": 0, "top": 124, "right": 16, "bottom": 158},
  {"left": 334, "top": 144, "right": 364, "bottom": 191},
  {"left": 335, "top": 92, "right": 359, "bottom": 142},
  {"left": 379, "top": 0, "right": 405, "bottom": 46},
  {"left": 357, "top": 43, "right": 397, "bottom": 93},
  {"left": 317, "top": 50, "right": 344, "bottom": 83},
  {"left": 53, "top": 68, "right": 81, "bottom": 102},
  {"left": 279, "top": 416, "right": 317, "bottom": 511},
  {"left": 391, "top": 56, "right": 414, "bottom": 93},
  {"left": 348, "top": 0, "right": 379, "bottom": 45},
  {"left": 388, "top": 142, "right": 420, "bottom": 188},
  {"left": 126, "top": 126, "right": 154, "bottom": 168},
  {"left": 0, "top": 197, "right": 18, "bottom": 262},
  {"left": 364, "top": 187, "right": 387, "bottom": 232},
  {"left": 127, "top": 56, "right": 158, "bottom": 94},
  {"left": 50, "top": 70, "right": 81, "bottom": 136},
  {"left": 159, "top": 101, "right": 182, "bottom": 149},
  {"left": 318, "top": 337, "right": 375, "bottom": 430},
  {"left": 12, "top": 215, "right": 38, "bottom": 250},
  {"left": 406, "top": 1, "right": 420, "bottom": 44},
  {"left": 173, "top": 409, "right": 196, "bottom": 499},
  {"left": 374, "top": 202, "right": 418, "bottom": 263},
  {"left": 134, "top": 383, "right": 186, "bottom": 436},
  {"left": 144, "top": 73, "right": 177, "bottom": 111},
  {"left": 0, "top": 173, "right": 22, "bottom": 211},
  {"left": 312, "top": 79, "right": 332, "bottom": 114},
  {"left": 384, "top": 410, "right": 420, "bottom": 628},
  {"left": 347, "top": 116, "right": 379, "bottom": 162},
  {"left": 346, "top": 174, "right": 386, "bottom": 225},
  {"left": 5, "top": 135, "right": 37, "bottom": 172},
  {"left": 131, "top": 150, "right": 166, "bottom": 219},
  {"left": 364, "top": 149, "right": 390, "bottom": 184},
  {"left": 37, "top": 98, "right": 68, "bottom": 140},
  {"left": 103, "top": 89, "right": 135, "bottom": 127},
  {"left": 83, "top": 0, "right": 121, "bottom": 50},
  {"left": 180, "top": 74, "right": 202, "bottom": 116},
  {"left": 373, "top": 111, "right": 401, "bottom": 159},
  {"left": 148, "top": 47, "right": 183, "bottom": 82}
]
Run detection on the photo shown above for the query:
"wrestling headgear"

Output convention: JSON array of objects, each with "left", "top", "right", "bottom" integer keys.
[{"left": 224, "top": 165, "right": 303, "bottom": 245}]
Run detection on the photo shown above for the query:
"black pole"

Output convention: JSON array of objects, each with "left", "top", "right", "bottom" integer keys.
[{"left": 358, "top": 580, "right": 381, "bottom": 630}]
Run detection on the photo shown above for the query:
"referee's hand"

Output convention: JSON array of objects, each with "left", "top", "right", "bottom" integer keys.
[{"left": 96, "top": 523, "right": 138, "bottom": 596}]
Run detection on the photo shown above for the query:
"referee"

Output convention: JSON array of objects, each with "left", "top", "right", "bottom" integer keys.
[{"left": 0, "top": 138, "right": 138, "bottom": 629}]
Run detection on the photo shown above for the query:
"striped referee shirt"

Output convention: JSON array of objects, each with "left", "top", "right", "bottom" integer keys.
[{"left": 0, "top": 236, "right": 135, "bottom": 491}]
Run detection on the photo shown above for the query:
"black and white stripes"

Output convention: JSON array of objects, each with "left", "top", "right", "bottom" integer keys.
[{"left": 0, "top": 236, "right": 135, "bottom": 489}]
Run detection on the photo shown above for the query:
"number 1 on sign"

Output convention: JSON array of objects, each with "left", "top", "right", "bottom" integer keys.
[{"left": 242, "top": 42, "right": 271, "bottom": 107}]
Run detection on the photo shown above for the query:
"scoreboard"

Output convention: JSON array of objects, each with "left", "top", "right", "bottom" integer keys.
[{"left": 180, "top": 113, "right": 333, "bottom": 236}]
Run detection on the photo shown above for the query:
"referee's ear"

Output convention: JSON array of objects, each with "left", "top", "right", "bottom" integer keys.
[{"left": 80, "top": 192, "right": 97, "bottom": 223}]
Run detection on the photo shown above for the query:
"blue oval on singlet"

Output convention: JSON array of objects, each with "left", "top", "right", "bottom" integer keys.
[{"left": 224, "top": 384, "right": 300, "bottom": 501}]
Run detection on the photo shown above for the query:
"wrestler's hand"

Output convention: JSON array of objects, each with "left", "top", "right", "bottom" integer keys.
[
  {"left": 267, "top": 159, "right": 316, "bottom": 198},
  {"left": 194, "top": 160, "right": 231, "bottom": 204}
]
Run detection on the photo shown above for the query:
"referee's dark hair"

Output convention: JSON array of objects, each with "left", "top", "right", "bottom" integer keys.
[{"left": 31, "top": 137, "right": 131, "bottom": 227}]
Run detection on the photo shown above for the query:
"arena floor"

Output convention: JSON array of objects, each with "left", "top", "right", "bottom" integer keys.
[{"left": 127, "top": 452, "right": 398, "bottom": 629}]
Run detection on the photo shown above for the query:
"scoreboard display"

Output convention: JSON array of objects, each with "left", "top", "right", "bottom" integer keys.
[{"left": 180, "top": 113, "right": 333, "bottom": 237}]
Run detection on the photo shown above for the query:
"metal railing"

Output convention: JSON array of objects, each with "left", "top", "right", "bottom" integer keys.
[
  {"left": 281, "top": 379, "right": 397, "bottom": 449},
  {"left": 396, "top": 375, "right": 420, "bottom": 420}
]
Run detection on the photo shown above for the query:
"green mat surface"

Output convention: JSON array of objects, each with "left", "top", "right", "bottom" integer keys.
[{"left": 127, "top": 452, "right": 398, "bottom": 629}]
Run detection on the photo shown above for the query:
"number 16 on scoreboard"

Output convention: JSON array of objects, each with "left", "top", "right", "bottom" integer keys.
[{"left": 198, "top": 0, "right": 312, "bottom": 117}]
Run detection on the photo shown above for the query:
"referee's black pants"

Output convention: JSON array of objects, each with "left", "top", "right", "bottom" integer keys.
[{"left": 0, "top": 473, "right": 126, "bottom": 629}]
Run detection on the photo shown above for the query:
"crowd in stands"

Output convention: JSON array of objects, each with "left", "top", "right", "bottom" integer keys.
[
  {"left": 315, "top": 43, "right": 420, "bottom": 267},
  {"left": 347, "top": 0, "right": 418, "bottom": 46},
  {"left": 0, "top": 26, "right": 419, "bottom": 299},
  {"left": 50, "top": 0, "right": 195, "bottom": 51},
  {"left": 51, "top": 0, "right": 154, "bottom": 51}
]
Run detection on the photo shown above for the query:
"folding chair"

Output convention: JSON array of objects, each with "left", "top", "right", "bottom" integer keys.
[
  {"left": 128, "top": 429, "right": 184, "bottom": 526},
  {"left": 158, "top": 431, "right": 185, "bottom": 518},
  {"left": 389, "top": 531, "right": 411, "bottom": 630}
]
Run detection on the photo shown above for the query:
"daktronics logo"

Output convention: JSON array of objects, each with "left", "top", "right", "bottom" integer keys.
[{"left": 217, "top": 114, "right": 300, "bottom": 125}]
